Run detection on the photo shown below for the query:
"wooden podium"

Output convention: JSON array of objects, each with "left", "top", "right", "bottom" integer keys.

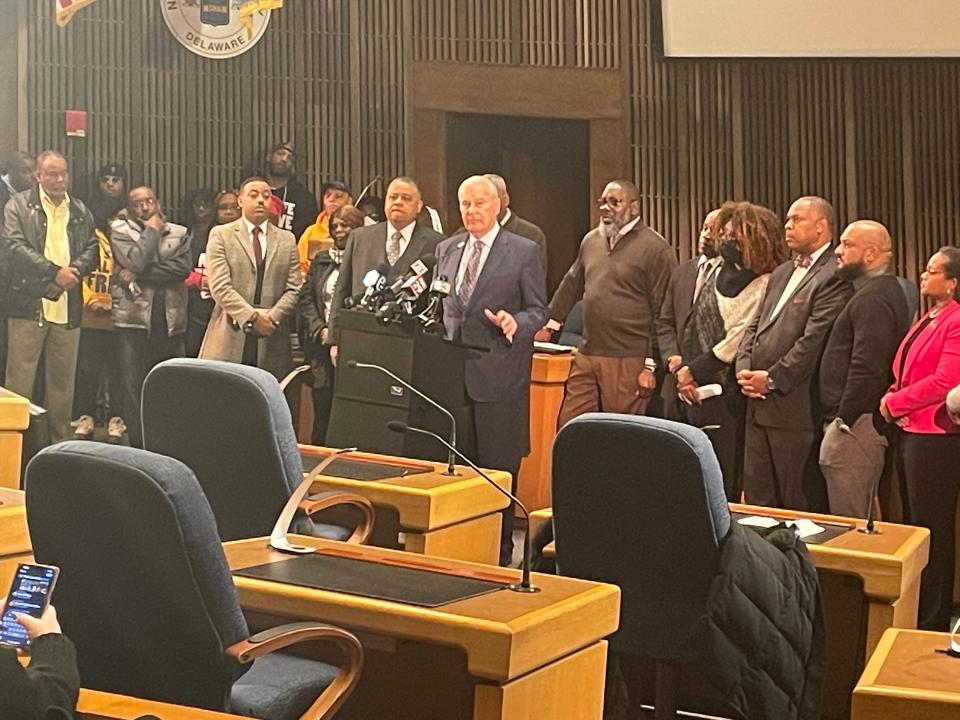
[
  {"left": 517, "top": 352, "right": 573, "bottom": 512},
  {"left": 226, "top": 536, "right": 620, "bottom": 720}
]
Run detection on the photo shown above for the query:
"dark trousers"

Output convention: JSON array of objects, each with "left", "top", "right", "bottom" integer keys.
[
  {"left": 742, "top": 420, "right": 827, "bottom": 512},
  {"left": 687, "top": 394, "right": 745, "bottom": 502},
  {"left": 116, "top": 327, "right": 184, "bottom": 447},
  {"left": 900, "top": 432, "right": 960, "bottom": 630},
  {"left": 311, "top": 383, "right": 335, "bottom": 446},
  {"left": 473, "top": 397, "right": 527, "bottom": 566},
  {"left": 73, "top": 328, "right": 121, "bottom": 421}
]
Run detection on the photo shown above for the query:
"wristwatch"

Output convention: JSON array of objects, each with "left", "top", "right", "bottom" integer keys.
[{"left": 766, "top": 375, "right": 777, "bottom": 391}]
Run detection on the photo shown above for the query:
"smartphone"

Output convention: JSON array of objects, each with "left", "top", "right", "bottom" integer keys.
[{"left": 0, "top": 563, "right": 60, "bottom": 647}]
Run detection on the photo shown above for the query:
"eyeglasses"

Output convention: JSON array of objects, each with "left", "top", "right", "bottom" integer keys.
[
  {"left": 217, "top": 203, "right": 238, "bottom": 210},
  {"left": 99, "top": 175, "right": 122, "bottom": 184},
  {"left": 596, "top": 196, "right": 626, "bottom": 209}
]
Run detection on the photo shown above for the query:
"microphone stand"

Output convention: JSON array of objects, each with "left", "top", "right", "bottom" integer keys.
[
  {"left": 388, "top": 421, "right": 539, "bottom": 593},
  {"left": 346, "top": 360, "right": 458, "bottom": 476},
  {"left": 270, "top": 446, "right": 357, "bottom": 554},
  {"left": 355, "top": 175, "right": 382, "bottom": 205}
]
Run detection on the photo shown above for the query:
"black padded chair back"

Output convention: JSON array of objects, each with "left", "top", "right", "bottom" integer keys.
[
  {"left": 25, "top": 442, "right": 250, "bottom": 710},
  {"left": 142, "top": 358, "right": 303, "bottom": 541},
  {"left": 552, "top": 413, "right": 731, "bottom": 661}
]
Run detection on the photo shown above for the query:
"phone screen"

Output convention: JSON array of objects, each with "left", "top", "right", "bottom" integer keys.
[{"left": 0, "top": 563, "right": 59, "bottom": 647}]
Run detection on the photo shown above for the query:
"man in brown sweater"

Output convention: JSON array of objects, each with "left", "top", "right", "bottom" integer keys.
[{"left": 536, "top": 180, "right": 677, "bottom": 427}]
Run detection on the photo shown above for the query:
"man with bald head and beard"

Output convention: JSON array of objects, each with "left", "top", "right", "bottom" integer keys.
[
  {"left": 436, "top": 175, "right": 547, "bottom": 565},
  {"left": 818, "top": 220, "right": 910, "bottom": 518},
  {"left": 537, "top": 180, "right": 676, "bottom": 426}
]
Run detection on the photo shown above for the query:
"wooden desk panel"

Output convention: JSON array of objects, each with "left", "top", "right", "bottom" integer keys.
[
  {"left": 78, "top": 689, "right": 245, "bottom": 719},
  {"left": 0, "top": 387, "right": 30, "bottom": 490},
  {"left": 853, "top": 629, "right": 960, "bottom": 720},
  {"left": 0, "top": 488, "right": 31, "bottom": 589},
  {"left": 301, "top": 445, "right": 510, "bottom": 564},
  {"left": 226, "top": 536, "right": 619, "bottom": 719}
]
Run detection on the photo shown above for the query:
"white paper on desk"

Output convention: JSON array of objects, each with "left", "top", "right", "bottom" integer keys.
[
  {"left": 737, "top": 515, "right": 779, "bottom": 529},
  {"left": 533, "top": 341, "right": 576, "bottom": 354},
  {"left": 786, "top": 519, "right": 824, "bottom": 538}
]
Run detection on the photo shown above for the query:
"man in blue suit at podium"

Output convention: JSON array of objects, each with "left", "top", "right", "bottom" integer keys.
[{"left": 435, "top": 175, "right": 547, "bottom": 565}]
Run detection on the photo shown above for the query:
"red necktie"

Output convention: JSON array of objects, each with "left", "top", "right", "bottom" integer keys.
[{"left": 252, "top": 226, "right": 263, "bottom": 267}]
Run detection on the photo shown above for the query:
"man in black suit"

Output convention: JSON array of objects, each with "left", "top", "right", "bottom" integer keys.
[
  {"left": 436, "top": 175, "right": 547, "bottom": 565},
  {"left": 736, "top": 196, "right": 849, "bottom": 511},
  {"left": 657, "top": 208, "right": 721, "bottom": 420},
  {"left": 328, "top": 176, "right": 444, "bottom": 363},
  {"left": 819, "top": 220, "right": 909, "bottom": 518}
]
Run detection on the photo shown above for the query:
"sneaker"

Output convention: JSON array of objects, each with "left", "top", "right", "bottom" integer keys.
[
  {"left": 70, "top": 415, "right": 95, "bottom": 440},
  {"left": 107, "top": 416, "right": 127, "bottom": 443}
]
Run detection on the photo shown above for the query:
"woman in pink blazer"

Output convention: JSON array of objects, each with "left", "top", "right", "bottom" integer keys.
[{"left": 880, "top": 246, "right": 960, "bottom": 630}]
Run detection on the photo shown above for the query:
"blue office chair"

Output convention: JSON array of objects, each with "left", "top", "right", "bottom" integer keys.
[
  {"left": 25, "top": 442, "right": 362, "bottom": 720},
  {"left": 141, "top": 359, "right": 372, "bottom": 543},
  {"left": 551, "top": 413, "right": 731, "bottom": 720}
]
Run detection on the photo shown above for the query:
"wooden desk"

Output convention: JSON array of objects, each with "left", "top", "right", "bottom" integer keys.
[
  {"left": 302, "top": 445, "right": 511, "bottom": 565},
  {"left": 226, "top": 536, "right": 620, "bottom": 720},
  {"left": 78, "top": 689, "right": 245, "bottom": 719},
  {"left": 853, "top": 628, "right": 960, "bottom": 720},
  {"left": 530, "top": 504, "right": 929, "bottom": 720},
  {"left": 517, "top": 352, "right": 573, "bottom": 512},
  {"left": 0, "top": 488, "right": 31, "bottom": 589},
  {"left": 0, "top": 387, "right": 30, "bottom": 489}
]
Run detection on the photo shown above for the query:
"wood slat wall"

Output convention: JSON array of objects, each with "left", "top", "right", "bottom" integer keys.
[{"left": 20, "top": 0, "right": 960, "bottom": 282}]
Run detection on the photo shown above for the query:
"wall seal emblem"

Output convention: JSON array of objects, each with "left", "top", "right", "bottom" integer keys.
[{"left": 161, "top": 0, "right": 272, "bottom": 59}]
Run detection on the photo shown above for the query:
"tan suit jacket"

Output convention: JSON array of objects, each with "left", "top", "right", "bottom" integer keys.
[{"left": 199, "top": 218, "right": 301, "bottom": 378}]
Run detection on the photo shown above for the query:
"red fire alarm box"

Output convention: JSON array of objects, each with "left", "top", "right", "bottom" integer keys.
[{"left": 65, "top": 110, "right": 87, "bottom": 138}]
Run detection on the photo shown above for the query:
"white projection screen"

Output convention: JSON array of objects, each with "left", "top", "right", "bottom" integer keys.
[{"left": 659, "top": 0, "right": 960, "bottom": 58}]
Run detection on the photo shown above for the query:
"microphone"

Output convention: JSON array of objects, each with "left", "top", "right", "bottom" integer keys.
[
  {"left": 346, "top": 360, "right": 457, "bottom": 476},
  {"left": 357, "top": 263, "right": 390, "bottom": 310},
  {"left": 387, "top": 420, "right": 539, "bottom": 593},
  {"left": 417, "top": 275, "right": 450, "bottom": 332},
  {"left": 381, "top": 255, "right": 436, "bottom": 301}
]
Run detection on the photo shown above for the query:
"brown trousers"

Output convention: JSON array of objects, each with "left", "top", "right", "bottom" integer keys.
[{"left": 557, "top": 353, "right": 648, "bottom": 430}]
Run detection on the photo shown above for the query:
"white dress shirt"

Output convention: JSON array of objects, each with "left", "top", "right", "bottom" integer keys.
[
  {"left": 770, "top": 242, "right": 831, "bottom": 320},
  {"left": 243, "top": 218, "right": 268, "bottom": 259},
  {"left": 456, "top": 223, "right": 500, "bottom": 292},
  {"left": 386, "top": 220, "right": 416, "bottom": 257}
]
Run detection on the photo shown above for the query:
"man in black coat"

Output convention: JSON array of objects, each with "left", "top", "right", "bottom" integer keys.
[
  {"left": 736, "top": 196, "right": 849, "bottom": 511},
  {"left": 818, "top": 220, "right": 909, "bottom": 518},
  {"left": 657, "top": 208, "right": 721, "bottom": 420}
]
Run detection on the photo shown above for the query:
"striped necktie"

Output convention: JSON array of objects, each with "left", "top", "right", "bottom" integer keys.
[{"left": 457, "top": 239, "right": 485, "bottom": 304}]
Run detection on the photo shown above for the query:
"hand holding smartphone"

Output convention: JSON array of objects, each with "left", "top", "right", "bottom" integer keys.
[{"left": 0, "top": 563, "right": 60, "bottom": 648}]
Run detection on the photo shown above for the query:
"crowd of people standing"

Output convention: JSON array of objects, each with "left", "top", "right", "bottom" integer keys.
[{"left": 2, "top": 142, "right": 960, "bottom": 619}]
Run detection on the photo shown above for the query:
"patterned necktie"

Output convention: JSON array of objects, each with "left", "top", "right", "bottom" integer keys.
[
  {"left": 794, "top": 253, "right": 812, "bottom": 269},
  {"left": 387, "top": 230, "right": 402, "bottom": 265},
  {"left": 693, "top": 260, "right": 710, "bottom": 301},
  {"left": 251, "top": 226, "right": 263, "bottom": 267},
  {"left": 457, "top": 239, "right": 485, "bottom": 304}
]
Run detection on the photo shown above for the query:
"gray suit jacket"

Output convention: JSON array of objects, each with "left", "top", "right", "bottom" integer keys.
[
  {"left": 199, "top": 218, "right": 301, "bottom": 378},
  {"left": 735, "top": 246, "right": 848, "bottom": 429},
  {"left": 328, "top": 220, "right": 444, "bottom": 343},
  {"left": 436, "top": 228, "right": 548, "bottom": 403}
]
